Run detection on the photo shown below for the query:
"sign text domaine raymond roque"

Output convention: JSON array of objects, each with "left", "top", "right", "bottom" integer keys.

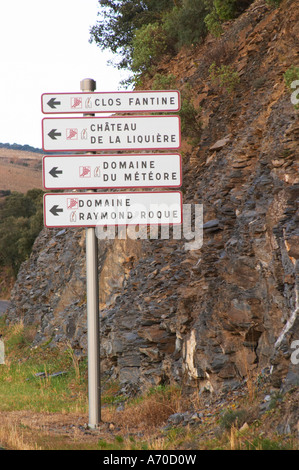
[{"left": 44, "top": 191, "right": 182, "bottom": 228}]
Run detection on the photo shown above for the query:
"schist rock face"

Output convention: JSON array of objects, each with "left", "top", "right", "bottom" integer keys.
[{"left": 6, "top": 0, "right": 299, "bottom": 411}]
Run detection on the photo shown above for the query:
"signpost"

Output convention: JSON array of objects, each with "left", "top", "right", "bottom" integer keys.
[
  {"left": 42, "top": 90, "right": 180, "bottom": 114},
  {"left": 43, "top": 153, "right": 182, "bottom": 190},
  {"left": 42, "top": 115, "right": 181, "bottom": 152},
  {"left": 41, "top": 78, "right": 182, "bottom": 429}
]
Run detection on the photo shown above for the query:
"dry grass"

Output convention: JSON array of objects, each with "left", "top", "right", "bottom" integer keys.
[
  {"left": 108, "top": 386, "right": 183, "bottom": 431},
  {"left": 0, "top": 321, "right": 297, "bottom": 450},
  {"left": 0, "top": 415, "right": 40, "bottom": 450},
  {"left": 0, "top": 161, "right": 42, "bottom": 193},
  {"left": 0, "top": 148, "right": 42, "bottom": 193}
]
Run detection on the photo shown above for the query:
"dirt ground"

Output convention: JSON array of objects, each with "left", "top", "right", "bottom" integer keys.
[{"left": 0, "top": 410, "right": 114, "bottom": 450}]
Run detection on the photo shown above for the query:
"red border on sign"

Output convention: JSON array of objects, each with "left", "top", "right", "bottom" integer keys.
[
  {"left": 42, "top": 153, "right": 182, "bottom": 190},
  {"left": 41, "top": 90, "right": 181, "bottom": 114},
  {"left": 42, "top": 115, "right": 181, "bottom": 153},
  {"left": 43, "top": 191, "right": 183, "bottom": 229}
]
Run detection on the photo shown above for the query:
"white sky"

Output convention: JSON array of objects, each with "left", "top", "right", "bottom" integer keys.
[{"left": 0, "top": 0, "right": 130, "bottom": 149}]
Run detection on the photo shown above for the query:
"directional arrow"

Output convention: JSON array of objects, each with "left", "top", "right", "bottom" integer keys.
[
  {"left": 47, "top": 98, "right": 61, "bottom": 109},
  {"left": 48, "top": 129, "right": 62, "bottom": 140},
  {"left": 49, "top": 167, "right": 63, "bottom": 178},
  {"left": 50, "top": 205, "right": 63, "bottom": 216}
]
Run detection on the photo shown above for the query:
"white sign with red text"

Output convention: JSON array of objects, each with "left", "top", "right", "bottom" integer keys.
[
  {"left": 43, "top": 153, "right": 182, "bottom": 190},
  {"left": 41, "top": 90, "right": 180, "bottom": 114},
  {"left": 42, "top": 115, "right": 181, "bottom": 152},
  {"left": 44, "top": 191, "right": 182, "bottom": 228}
]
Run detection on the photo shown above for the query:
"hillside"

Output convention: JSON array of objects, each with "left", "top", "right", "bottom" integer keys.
[
  {"left": 0, "top": 147, "right": 42, "bottom": 193},
  {"left": 3, "top": 0, "right": 299, "bottom": 447}
]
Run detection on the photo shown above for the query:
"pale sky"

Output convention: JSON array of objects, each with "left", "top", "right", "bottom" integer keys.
[{"left": 0, "top": 0, "right": 130, "bottom": 149}]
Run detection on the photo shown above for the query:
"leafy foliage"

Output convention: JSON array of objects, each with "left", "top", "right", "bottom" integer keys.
[
  {"left": 131, "top": 23, "right": 169, "bottom": 76},
  {"left": 284, "top": 65, "right": 299, "bottom": 109},
  {"left": 209, "top": 62, "right": 240, "bottom": 93},
  {"left": 265, "top": 0, "right": 283, "bottom": 6},
  {"left": 163, "top": 0, "right": 208, "bottom": 49},
  {"left": 284, "top": 65, "right": 299, "bottom": 90},
  {"left": 0, "top": 189, "right": 44, "bottom": 275},
  {"left": 90, "top": 0, "right": 254, "bottom": 76},
  {"left": 89, "top": 0, "right": 174, "bottom": 70}
]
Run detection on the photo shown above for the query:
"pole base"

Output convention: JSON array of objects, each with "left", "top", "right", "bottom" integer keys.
[{"left": 88, "top": 423, "right": 100, "bottom": 430}]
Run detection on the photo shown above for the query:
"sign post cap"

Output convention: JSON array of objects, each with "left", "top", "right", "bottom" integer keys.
[{"left": 80, "top": 78, "right": 96, "bottom": 92}]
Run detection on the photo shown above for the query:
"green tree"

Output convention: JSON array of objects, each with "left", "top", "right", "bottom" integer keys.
[
  {"left": 89, "top": 0, "right": 175, "bottom": 70},
  {"left": 90, "top": 0, "right": 254, "bottom": 77},
  {"left": 131, "top": 23, "right": 169, "bottom": 76},
  {"left": 0, "top": 189, "right": 44, "bottom": 275},
  {"left": 163, "top": 0, "right": 208, "bottom": 48},
  {"left": 0, "top": 192, "right": 35, "bottom": 219}
]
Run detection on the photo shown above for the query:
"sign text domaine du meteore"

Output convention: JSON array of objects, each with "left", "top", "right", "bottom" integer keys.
[
  {"left": 42, "top": 115, "right": 181, "bottom": 152},
  {"left": 43, "top": 154, "right": 182, "bottom": 190}
]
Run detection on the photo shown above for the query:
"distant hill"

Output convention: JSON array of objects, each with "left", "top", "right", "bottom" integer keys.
[
  {"left": 0, "top": 142, "right": 43, "bottom": 154},
  {"left": 0, "top": 145, "right": 42, "bottom": 193}
]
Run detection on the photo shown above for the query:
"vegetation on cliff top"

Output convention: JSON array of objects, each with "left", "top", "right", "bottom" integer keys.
[{"left": 90, "top": 0, "right": 256, "bottom": 82}]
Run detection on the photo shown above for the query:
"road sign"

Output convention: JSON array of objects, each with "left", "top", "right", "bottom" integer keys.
[
  {"left": 43, "top": 153, "right": 182, "bottom": 190},
  {"left": 42, "top": 115, "right": 181, "bottom": 152},
  {"left": 41, "top": 90, "right": 180, "bottom": 114},
  {"left": 44, "top": 191, "right": 182, "bottom": 228}
]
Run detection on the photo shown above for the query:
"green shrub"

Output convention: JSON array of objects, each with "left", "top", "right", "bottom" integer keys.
[
  {"left": 179, "top": 96, "right": 202, "bottom": 143},
  {"left": 266, "top": 0, "right": 283, "bottom": 6},
  {"left": 131, "top": 22, "right": 169, "bottom": 76},
  {"left": 204, "top": 0, "right": 252, "bottom": 36},
  {"left": 163, "top": 0, "right": 207, "bottom": 49},
  {"left": 219, "top": 408, "right": 247, "bottom": 430},
  {"left": 246, "top": 436, "right": 293, "bottom": 450},
  {"left": 204, "top": 9, "right": 223, "bottom": 37},
  {"left": 209, "top": 62, "right": 240, "bottom": 93},
  {"left": 284, "top": 65, "right": 299, "bottom": 90},
  {"left": 0, "top": 189, "right": 44, "bottom": 275},
  {"left": 152, "top": 73, "right": 177, "bottom": 90},
  {"left": 284, "top": 65, "right": 299, "bottom": 109},
  {"left": 214, "top": 0, "right": 237, "bottom": 20}
]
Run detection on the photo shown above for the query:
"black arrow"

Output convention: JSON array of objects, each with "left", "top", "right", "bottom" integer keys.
[
  {"left": 47, "top": 98, "right": 61, "bottom": 109},
  {"left": 48, "top": 129, "right": 62, "bottom": 140},
  {"left": 50, "top": 205, "right": 63, "bottom": 216},
  {"left": 49, "top": 167, "right": 63, "bottom": 178}
]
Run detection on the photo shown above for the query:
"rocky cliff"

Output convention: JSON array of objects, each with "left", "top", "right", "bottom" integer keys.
[{"left": 6, "top": 0, "right": 298, "bottom": 406}]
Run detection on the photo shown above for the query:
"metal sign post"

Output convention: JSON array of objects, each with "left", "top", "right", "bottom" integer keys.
[{"left": 81, "top": 78, "right": 101, "bottom": 428}]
